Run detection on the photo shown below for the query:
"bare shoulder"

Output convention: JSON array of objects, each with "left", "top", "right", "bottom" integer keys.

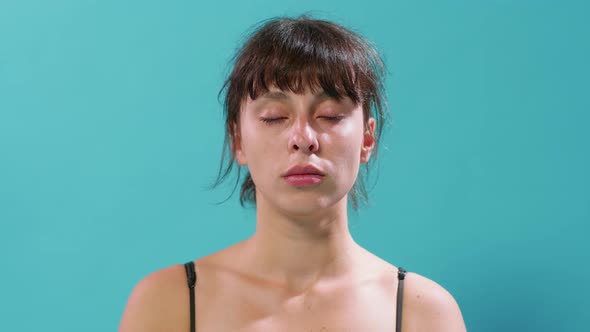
[
  {"left": 118, "top": 263, "right": 190, "bottom": 332},
  {"left": 402, "top": 271, "right": 467, "bottom": 332}
]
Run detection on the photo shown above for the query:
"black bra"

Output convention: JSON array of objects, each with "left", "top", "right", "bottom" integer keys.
[{"left": 184, "top": 261, "right": 407, "bottom": 332}]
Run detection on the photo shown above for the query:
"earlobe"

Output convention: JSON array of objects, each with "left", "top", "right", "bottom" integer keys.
[
  {"left": 232, "top": 123, "right": 247, "bottom": 166},
  {"left": 236, "top": 152, "right": 246, "bottom": 166},
  {"left": 360, "top": 118, "right": 376, "bottom": 164}
]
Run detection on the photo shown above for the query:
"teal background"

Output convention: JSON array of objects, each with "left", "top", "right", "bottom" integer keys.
[{"left": 1, "top": 0, "right": 588, "bottom": 331}]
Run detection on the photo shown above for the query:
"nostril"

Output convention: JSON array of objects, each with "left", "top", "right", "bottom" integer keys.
[{"left": 290, "top": 140, "right": 317, "bottom": 153}]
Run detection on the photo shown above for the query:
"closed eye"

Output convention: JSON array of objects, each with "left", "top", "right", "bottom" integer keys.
[
  {"left": 320, "top": 115, "right": 344, "bottom": 122},
  {"left": 260, "top": 115, "right": 344, "bottom": 125},
  {"left": 260, "top": 117, "right": 287, "bottom": 124}
]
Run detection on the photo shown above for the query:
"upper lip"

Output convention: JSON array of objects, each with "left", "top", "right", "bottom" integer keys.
[{"left": 283, "top": 164, "right": 325, "bottom": 177}]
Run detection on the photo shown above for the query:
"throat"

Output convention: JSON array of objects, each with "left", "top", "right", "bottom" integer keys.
[{"left": 239, "top": 232, "right": 361, "bottom": 293}]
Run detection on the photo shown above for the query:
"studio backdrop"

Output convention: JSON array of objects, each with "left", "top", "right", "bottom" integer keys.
[{"left": 0, "top": 0, "right": 588, "bottom": 331}]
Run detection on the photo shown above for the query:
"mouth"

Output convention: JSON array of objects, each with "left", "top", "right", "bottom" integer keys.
[
  {"left": 281, "top": 164, "right": 325, "bottom": 187},
  {"left": 282, "top": 164, "right": 325, "bottom": 177},
  {"left": 282, "top": 174, "right": 324, "bottom": 186}
]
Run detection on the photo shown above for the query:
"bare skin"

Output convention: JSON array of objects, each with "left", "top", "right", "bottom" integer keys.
[{"left": 119, "top": 88, "right": 467, "bottom": 332}]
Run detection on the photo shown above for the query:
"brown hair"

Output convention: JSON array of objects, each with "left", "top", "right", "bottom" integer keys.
[{"left": 212, "top": 15, "right": 389, "bottom": 210}]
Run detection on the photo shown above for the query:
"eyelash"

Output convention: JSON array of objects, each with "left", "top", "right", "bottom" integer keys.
[
  {"left": 260, "top": 117, "right": 285, "bottom": 124},
  {"left": 260, "top": 116, "right": 344, "bottom": 125}
]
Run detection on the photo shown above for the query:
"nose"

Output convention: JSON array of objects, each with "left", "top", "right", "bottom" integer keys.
[{"left": 288, "top": 117, "right": 319, "bottom": 154}]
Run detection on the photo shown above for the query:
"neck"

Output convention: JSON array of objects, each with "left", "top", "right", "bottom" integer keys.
[{"left": 241, "top": 193, "right": 361, "bottom": 292}]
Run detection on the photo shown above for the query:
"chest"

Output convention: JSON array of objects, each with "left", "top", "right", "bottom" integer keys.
[{"left": 194, "top": 281, "right": 398, "bottom": 332}]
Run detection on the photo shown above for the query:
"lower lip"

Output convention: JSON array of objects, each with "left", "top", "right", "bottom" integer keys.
[{"left": 283, "top": 174, "right": 324, "bottom": 186}]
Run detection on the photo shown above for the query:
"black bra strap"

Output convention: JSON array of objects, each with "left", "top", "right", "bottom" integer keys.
[
  {"left": 184, "top": 261, "right": 196, "bottom": 332},
  {"left": 396, "top": 267, "right": 407, "bottom": 332},
  {"left": 183, "top": 262, "right": 404, "bottom": 332}
]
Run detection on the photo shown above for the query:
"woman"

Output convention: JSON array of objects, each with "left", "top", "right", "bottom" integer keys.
[{"left": 119, "top": 16, "right": 466, "bottom": 332}]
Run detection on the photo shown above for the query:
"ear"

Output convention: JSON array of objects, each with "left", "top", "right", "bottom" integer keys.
[
  {"left": 232, "top": 122, "right": 247, "bottom": 166},
  {"left": 360, "top": 117, "right": 376, "bottom": 164}
]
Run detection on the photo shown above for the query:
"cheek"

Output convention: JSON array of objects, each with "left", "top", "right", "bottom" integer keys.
[
  {"left": 333, "top": 120, "right": 364, "bottom": 156},
  {"left": 241, "top": 123, "right": 282, "bottom": 170},
  {"left": 326, "top": 134, "right": 362, "bottom": 177}
]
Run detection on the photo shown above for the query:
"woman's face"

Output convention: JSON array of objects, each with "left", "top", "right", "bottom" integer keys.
[{"left": 234, "top": 87, "right": 376, "bottom": 215}]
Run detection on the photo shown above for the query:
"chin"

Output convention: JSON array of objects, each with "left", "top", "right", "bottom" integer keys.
[{"left": 274, "top": 191, "right": 346, "bottom": 216}]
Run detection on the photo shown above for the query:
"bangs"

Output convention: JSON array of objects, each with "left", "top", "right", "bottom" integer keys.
[
  {"left": 224, "top": 17, "right": 384, "bottom": 109},
  {"left": 244, "top": 28, "right": 363, "bottom": 104}
]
